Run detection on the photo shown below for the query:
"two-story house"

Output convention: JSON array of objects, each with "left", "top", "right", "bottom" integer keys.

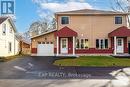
[
  {"left": 0, "top": 17, "right": 20, "bottom": 57},
  {"left": 31, "top": 9, "right": 130, "bottom": 56}
]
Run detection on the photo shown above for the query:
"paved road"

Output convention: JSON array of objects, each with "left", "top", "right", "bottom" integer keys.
[{"left": 0, "top": 56, "right": 129, "bottom": 79}]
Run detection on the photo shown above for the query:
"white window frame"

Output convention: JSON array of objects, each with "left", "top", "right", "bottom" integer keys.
[
  {"left": 10, "top": 27, "right": 13, "bottom": 33},
  {"left": 76, "top": 38, "right": 89, "bottom": 49},
  {"left": 76, "top": 39, "right": 80, "bottom": 49},
  {"left": 84, "top": 39, "right": 89, "bottom": 49},
  {"left": 61, "top": 16, "right": 70, "bottom": 25},
  {"left": 96, "top": 39, "right": 109, "bottom": 49},
  {"left": 2, "top": 23, "right": 6, "bottom": 35}
]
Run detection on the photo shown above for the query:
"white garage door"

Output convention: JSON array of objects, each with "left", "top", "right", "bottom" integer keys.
[{"left": 37, "top": 44, "right": 54, "bottom": 56}]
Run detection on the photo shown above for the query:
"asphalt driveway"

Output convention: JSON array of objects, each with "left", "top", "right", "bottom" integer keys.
[{"left": 0, "top": 56, "right": 129, "bottom": 79}]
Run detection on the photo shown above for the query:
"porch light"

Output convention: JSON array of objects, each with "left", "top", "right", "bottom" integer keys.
[
  {"left": 81, "top": 34, "right": 84, "bottom": 37},
  {"left": 45, "top": 37, "right": 47, "bottom": 41}
]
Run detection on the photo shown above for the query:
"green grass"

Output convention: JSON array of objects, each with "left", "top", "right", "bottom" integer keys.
[
  {"left": 53, "top": 56, "right": 130, "bottom": 67},
  {"left": 0, "top": 54, "right": 26, "bottom": 62}
]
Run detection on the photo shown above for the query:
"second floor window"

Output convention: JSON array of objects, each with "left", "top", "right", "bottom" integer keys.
[
  {"left": 2, "top": 23, "right": 6, "bottom": 35},
  {"left": 10, "top": 27, "right": 13, "bottom": 33},
  {"left": 115, "top": 16, "right": 122, "bottom": 24},
  {"left": 61, "top": 16, "right": 69, "bottom": 24}
]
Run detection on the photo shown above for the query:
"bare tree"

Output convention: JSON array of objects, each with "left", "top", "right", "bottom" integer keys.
[
  {"left": 29, "top": 21, "right": 41, "bottom": 36},
  {"left": 110, "top": 0, "right": 130, "bottom": 12},
  {"left": 51, "top": 18, "right": 56, "bottom": 29},
  {"left": 110, "top": 0, "right": 130, "bottom": 27},
  {"left": 29, "top": 16, "right": 56, "bottom": 37}
]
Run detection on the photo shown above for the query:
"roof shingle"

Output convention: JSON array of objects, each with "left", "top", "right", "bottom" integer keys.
[
  {"left": 108, "top": 26, "right": 130, "bottom": 37},
  {"left": 56, "top": 9, "right": 129, "bottom": 15},
  {"left": 0, "top": 17, "right": 8, "bottom": 24}
]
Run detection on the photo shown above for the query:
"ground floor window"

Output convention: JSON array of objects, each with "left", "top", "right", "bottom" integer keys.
[
  {"left": 38, "top": 41, "right": 53, "bottom": 44},
  {"left": 76, "top": 39, "right": 89, "bottom": 49},
  {"left": 8, "top": 42, "right": 12, "bottom": 53},
  {"left": 105, "top": 39, "right": 108, "bottom": 48},
  {"left": 76, "top": 39, "right": 80, "bottom": 48},
  {"left": 96, "top": 39, "right": 108, "bottom": 49},
  {"left": 81, "top": 39, "right": 84, "bottom": 49},
  {"left": 38, "top": 42, "right": 42, "bottom": 44}
]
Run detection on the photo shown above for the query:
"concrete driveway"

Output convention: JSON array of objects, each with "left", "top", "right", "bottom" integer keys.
[{"left": 0, "top": 56, "right": 129, "bottom": 79}]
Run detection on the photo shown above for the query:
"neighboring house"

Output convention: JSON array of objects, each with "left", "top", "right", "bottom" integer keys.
[
  {"left": 0, "top": 16, "right": 19, "bottom": 57},
  {"left": 20, "top": 38, "right": 31, "bottom": 55},
  {"left": 31, "top": 9, "right": 130, "bottom": 56},
  {"left": 15, "top": 33, "right": 31, "bottom": 55}
]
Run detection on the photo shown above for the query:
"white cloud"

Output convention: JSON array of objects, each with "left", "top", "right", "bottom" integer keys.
[
  {"left": 32, "top": 0, "right": 93, "bottom": 18},
  {"left": 40, "top": 2, "right": 92, "bottom": 12}
]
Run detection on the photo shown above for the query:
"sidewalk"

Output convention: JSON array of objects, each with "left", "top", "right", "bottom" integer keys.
[{"left": 0, "top": 79, "right": 129, "bottom": 87}]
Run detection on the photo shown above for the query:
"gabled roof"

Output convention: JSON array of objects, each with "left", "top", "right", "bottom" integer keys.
[
  {"left": 31, "top": 29, "right": 57, "bottom": 39},
  {"left": 108, "top": 26, "right": 130, "bottom": 37},
  {"left": 55, "top": 26, "right": 78, "bottom": 37},
  {"left": 56, "top": 9, "right": 129, "bottom": 15},
  {"left": 0, "top": 17, "right": 8, "bottom": 24},
  {"left": 0, "top": 16, "right": 17, "bottom": 32}
]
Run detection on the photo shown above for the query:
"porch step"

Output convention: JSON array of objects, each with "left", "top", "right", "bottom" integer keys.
[
  {"left": 55, "top": 54, "right": 79, "bottom": 58},
  {"left": 111, "top": 54, "right": 130, "bottom": 58}
]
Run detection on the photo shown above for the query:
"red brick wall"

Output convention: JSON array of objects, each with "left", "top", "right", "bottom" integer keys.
[
  {"left": 111, "top": 37, "right": 114, "bottom": 50},
  {"left": 76, "top": 48, "right": 113, "bottom": 54},
  {"left": 68, "top": 37, "right": 73, "bottom": 54},
  {"left": 31, "top": 48, "right": 37, "bottom": 54},
  {"left": 54, "top": 48, "right": 57, "bottom": 54},
  {"left": 124, "top": 37, "right": 128, "bottom": 53}
]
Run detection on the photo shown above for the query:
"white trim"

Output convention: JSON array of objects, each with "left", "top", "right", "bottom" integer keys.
[
  {"left": 79, "top": 39, "right": 81, "bottom": 49},
  {"left": 76, "top": 38, "right": 89, "bottom": 49},
  {"left": 96, "top": 39, "right": 109, "bottom": 49},
  {"left": 114, "top": 36, "right": 117, "bottom": 55},
  {"left": 56, "top": 36, "right": 59, "bottom": 56},
  {"left": 31, "top": 29, "right": 57, "bottom": 39},
  {"left": 99, "top": 39, "right": 101, "bottom": 49},
  {"left": 56, "top": 10, "right": 129, "bottom": 15},
  {"left": 103, "top": 39, "right": 105, "bottom": 49},
  {"left": 73, "top": 37, "right": 75, "bottom": 55}
]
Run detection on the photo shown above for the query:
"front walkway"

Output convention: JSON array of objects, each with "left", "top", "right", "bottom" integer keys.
[{"left": 112, "top": 53, "right": 130, "bottom": 58}]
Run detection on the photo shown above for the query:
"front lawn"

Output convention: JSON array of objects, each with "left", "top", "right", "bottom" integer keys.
[
  {"left": 0, "top": 54, "right": 25, "bottom": 62},
  {"left": 53, "top": 56, "right": 130, "bottom": 67}
]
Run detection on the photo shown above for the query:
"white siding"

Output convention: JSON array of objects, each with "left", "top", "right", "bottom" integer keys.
[
  {"left": 0, "top": 19, "right": 19, "bottom": 57},
  {"left": 14, "top": 39, "right": 20, "bottom": 55}
]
